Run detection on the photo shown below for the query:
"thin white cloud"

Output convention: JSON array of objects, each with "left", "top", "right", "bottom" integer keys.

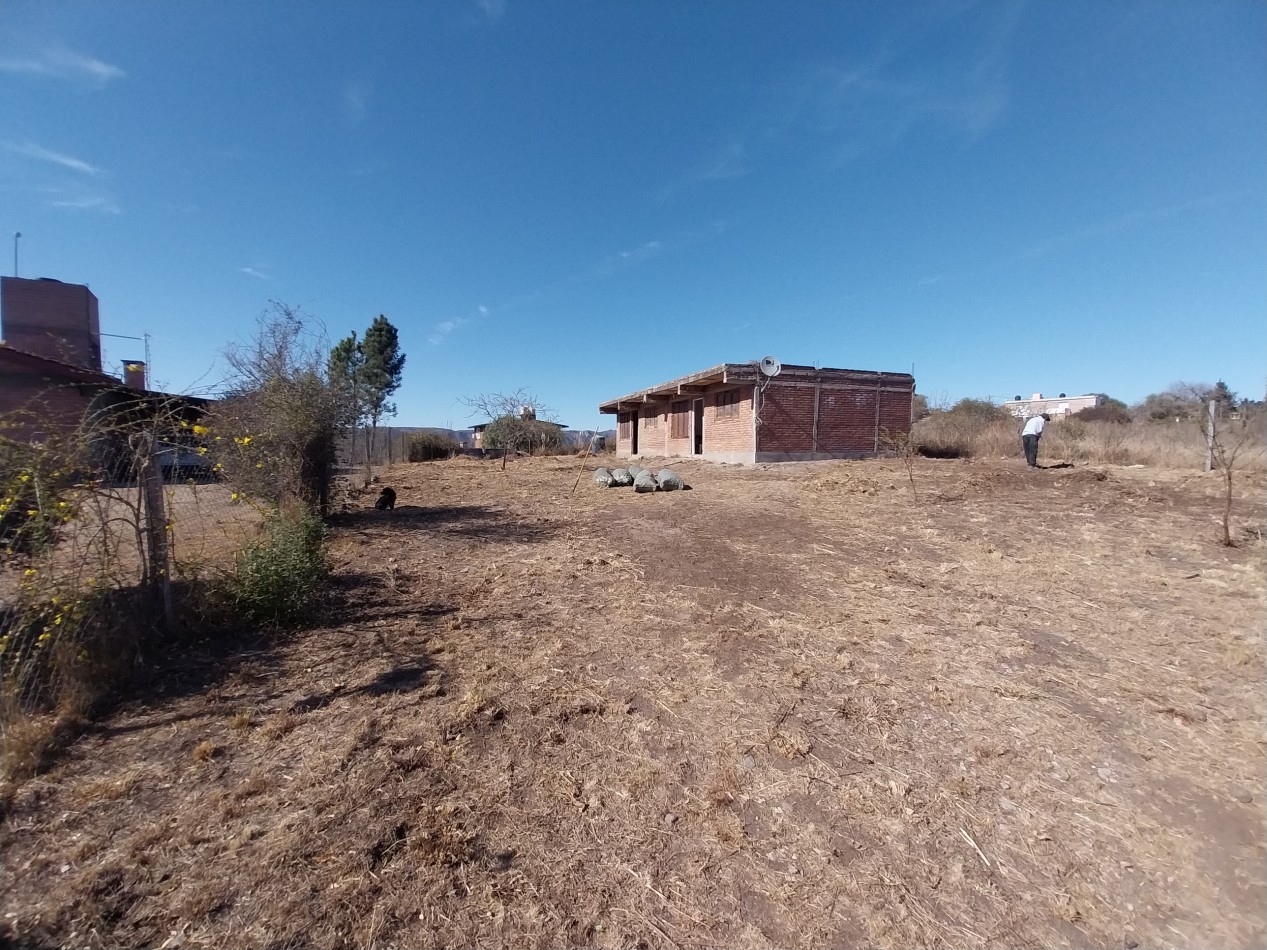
[
  {"left": 475, "top": 0, "right": 506, "bottom": 21},
  {"left": 0, "top": 46, "right": 125, "bottom": 85},
  {"left": 6, "top": 140, "right": 104, "bottom": 175},
  {"left": 239, "top": 266, "right": 272, "bottom": 280},
  {"left": 664, "top": 4, "right": 1018, "bottom": 195},
  {"left": 428, "top": 317, "right": 469, "bottom": 345},
  {"left": 51, "top": 194, "right": 120, "bottom": 214},
  {"left": 593, "top": 240, "right": 664, "bottom": 278},
  {"left": 699, "top": 141, "right": 750, "bottom": 183},
  {"left": 1012, "top": 191, "right": 1253, "bottom": 264}
]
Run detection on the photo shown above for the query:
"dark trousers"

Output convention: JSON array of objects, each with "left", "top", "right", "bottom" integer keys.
[{"left": 1022, "top": 433, "right": 1040, "bottom": 467}]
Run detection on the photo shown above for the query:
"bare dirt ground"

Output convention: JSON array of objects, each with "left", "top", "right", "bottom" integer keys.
[{"left": 3, "top": 455, "right": 1264, "bottom": 949}]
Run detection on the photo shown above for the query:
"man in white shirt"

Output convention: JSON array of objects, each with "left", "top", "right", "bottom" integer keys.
[{"left": 1021, "top": 413, "right": 1051, "bottom": 467}]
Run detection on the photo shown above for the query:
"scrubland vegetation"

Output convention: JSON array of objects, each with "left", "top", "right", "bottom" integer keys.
[
  {"left": 1, "top": 369, "right": 1263, "bottom": 949},
  {"left": 913, "top": 387, "right": 1264, "bottom": 472}
]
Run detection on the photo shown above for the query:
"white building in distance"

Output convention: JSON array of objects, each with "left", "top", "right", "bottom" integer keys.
[{"left": 1002, "top": 392, "right": 1104, "bottom": 419}]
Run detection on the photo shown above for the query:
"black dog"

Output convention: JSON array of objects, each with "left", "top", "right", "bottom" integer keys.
[{"left": 374, "top": 487, "right": 397, "bottom": 511}]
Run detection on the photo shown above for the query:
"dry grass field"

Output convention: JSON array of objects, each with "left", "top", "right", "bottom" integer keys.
[{"left": 2, "top": 454, "right": 1264, "bottom": 949}]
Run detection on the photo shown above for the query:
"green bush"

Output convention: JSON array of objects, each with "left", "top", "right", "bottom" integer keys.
[
  {"left": 409, "top": 431, "right": 460, "bottom": 461},
  {"left": 1076, "top": 403, "right": 1132, "bottom": 424},
  {"left": 223, "top": 508, "right": 326, "bottom": 628}
]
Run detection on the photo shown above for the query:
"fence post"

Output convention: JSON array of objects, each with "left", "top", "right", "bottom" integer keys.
[{"left": 140, "top": 436, "right": 175, "bottom": 627}]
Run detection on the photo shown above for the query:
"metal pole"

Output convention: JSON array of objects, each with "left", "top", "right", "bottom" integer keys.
[{"left": 13, "top": 232, "right": 20, "bottom": 276}]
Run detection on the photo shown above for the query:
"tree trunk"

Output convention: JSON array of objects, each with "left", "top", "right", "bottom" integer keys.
[{"left": 1222, "top": 467, "right": 1234, "bottom": 547}]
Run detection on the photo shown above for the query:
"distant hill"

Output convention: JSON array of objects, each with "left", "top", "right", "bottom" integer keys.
[{"left": 564, "top": 429, "right": 616, "bottom": 447}]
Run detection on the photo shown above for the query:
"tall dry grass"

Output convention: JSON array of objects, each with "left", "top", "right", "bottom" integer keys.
[{"left": 913, "top": 413, "right": 1266, "bottom": 471}]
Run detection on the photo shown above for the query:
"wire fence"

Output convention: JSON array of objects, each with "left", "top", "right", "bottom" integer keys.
[
  {"left": 335, "top": 426, "right": 470, "bottom": 473},
  {"left": 0, "top": 430, "right": 265, "bottom": 714}
]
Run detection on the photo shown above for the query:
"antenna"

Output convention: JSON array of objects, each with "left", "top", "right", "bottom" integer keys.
[{"left": 758, "top": 356, "right": 782, "bottom": 377}]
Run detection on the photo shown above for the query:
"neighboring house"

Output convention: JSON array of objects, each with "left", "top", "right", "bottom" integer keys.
[
  {"left": 599, "top": 362, "right": 915, "bottom": 464},
  {"left": 0, "top": 276, "right": 118, "bottom": 439},
  {"left": 0, "top": 343, "right": 122, "bottom": 441},
  {"left": 1002, "top": 392, "right": 1104, "bottom": 420},
  {"left": 1, "top": 276, "right": 209, "bottom": 477},
  {"left": 471, "top": 410, "right": 568, "bottom": 453}
]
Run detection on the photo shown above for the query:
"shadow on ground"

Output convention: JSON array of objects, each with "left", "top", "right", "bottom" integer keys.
[{"left": 330, "top": 504, "right": 560, "bottom": 544}]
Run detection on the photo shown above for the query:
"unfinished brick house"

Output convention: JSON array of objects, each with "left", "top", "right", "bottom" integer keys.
[{"left": 599, "top": 362, "right": 915, "bottom": 464}]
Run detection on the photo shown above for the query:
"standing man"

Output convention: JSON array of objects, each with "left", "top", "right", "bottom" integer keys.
[{"left": 1021, "top": 412, "right": 1051, "bottom": 468}]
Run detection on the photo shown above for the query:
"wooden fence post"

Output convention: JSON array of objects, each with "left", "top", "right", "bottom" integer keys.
[{"left": 139, "top": 436, "right": 174, "bottom": 627}]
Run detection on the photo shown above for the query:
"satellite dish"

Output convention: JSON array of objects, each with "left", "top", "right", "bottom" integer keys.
[{"left": 758, "top": 356, "right": 783, "bottom": 377}]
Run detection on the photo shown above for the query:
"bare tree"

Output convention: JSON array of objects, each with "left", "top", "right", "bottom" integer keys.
[
  {"left": 218, "top": 302, "right": 348, "bottom": 513},
  {"left": 461, "top": 389, "right": 563, "bottom": 471},
  {"left": 1204, "top": 401, "right": 1259, "bottom": 547},
  {"left": 879, "top": 427, "right": 919, "bottom": 500},
  {"left": 1177, "top": 382, "right": 1260, "bottom": 546}
]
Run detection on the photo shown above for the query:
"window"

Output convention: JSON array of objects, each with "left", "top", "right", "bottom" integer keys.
[
  {"left": 643, "top": 408, "right": 659, "bottom": 429},
  {"left": 716, "top": 389, "right": 739, "bottom": 417},
  {"left": 670, "top": 400, "right": 689, "bottom": 438},
  {"left": 618, "top": 412, "right": 631, "bottom": 439}
]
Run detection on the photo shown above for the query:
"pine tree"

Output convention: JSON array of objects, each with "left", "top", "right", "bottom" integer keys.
[
  {"left": 328, "top": 331, "right": 366, "bottom": 427},
  {"left": 359, "top": 315, "right": 406, "bottom": 451}
]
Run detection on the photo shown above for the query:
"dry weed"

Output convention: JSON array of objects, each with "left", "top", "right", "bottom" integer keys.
[
  {"left": 191, "top": 740, "right": 223, "bottom": 762},
  {"left": 2, "top": 455, "right": 1264, "bottom": 950}
]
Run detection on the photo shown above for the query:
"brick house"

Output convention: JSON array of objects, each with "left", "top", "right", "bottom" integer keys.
[
  {"left": 599, "top": 362, "right": 915, "bottom": 463},
  {"left": 0, "top": 344, "right": 121, "bottom": 441},
  {"left": 0, "top": 277, "right": 120, "bottom": 440},
  {"left": 1, "top": 277, "right": 208, "bottom": 477}
]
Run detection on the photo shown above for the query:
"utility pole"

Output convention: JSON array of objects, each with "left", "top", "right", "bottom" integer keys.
[{"left": 13, "top": 232, "right": 20, "bottom": 276}]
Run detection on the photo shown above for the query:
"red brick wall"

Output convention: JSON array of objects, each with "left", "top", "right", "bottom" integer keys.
[
  {"left": 0, "top": 376, "right": 96, "bottom": 439},
  {"left": 612, "top": 373, "right": 912, "bottom": 462},
  {"left": 758, "top": 384, "right": 816, "bottom": 453},
  {"left": 612, "top": 387, "right": 757, "bottom": 460},
  {"left": 0, "top": 277, "right": 102, "bottom": 372},
  {"left": 758, "top": 380, "right": 913, "bottom": 457},
  {"left": 703, "top": 385, "right": 755, "bottom": 456},
  {"left": 640, "top": 404, "right": 668, "bottom": 456}
]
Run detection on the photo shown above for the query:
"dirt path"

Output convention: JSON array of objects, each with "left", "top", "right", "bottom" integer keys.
[{"left": 3, "top": 456, "right": 1264, "bottom": 949}]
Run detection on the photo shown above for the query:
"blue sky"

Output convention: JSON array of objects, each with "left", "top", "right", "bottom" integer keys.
[{"left": 2, "top": 1, "right": 1264, "bottom": 431}]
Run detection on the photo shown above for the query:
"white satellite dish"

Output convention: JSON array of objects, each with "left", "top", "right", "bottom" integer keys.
[{"left": 758, "top": 356, "right": 783, "bottom": 377}]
